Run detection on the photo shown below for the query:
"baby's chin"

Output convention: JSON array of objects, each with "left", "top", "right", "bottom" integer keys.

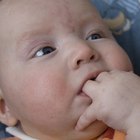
[{"left": 73, "top": 121, "right": 108, "bottom": 140}]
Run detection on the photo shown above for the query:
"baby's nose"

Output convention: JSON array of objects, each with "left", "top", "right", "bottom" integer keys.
[{"left": 70, "top": 43, "right": 99, "bottom": 69}]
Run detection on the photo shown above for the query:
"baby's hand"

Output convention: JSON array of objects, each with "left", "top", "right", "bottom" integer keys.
[{"left": 75, "top": 70, "right": 140, "bottom": 139}]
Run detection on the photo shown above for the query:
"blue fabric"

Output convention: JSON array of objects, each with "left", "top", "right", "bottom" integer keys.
[
  {"left": 0, "top": 123, "right": 12, "bottom": 138},
  {"left": 91, "top": 0, "right": 140, "bottom": 75}
]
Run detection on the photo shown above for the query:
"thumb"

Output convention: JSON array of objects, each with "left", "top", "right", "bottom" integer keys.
[{"left": 75, "top": 104, "right": 97, "bottom": 131}]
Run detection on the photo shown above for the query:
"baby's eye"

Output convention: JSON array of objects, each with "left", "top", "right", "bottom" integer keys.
[
  {"left": 35, "top": 46, "right": 56, "bottom": 57},
  {"left": 86, "top": 33, "right": 102, "bottom": 40}
]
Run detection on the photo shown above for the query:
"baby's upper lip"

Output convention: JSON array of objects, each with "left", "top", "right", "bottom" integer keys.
[{"left": 84, "top": 70, "right": 103, "bottom": 83}]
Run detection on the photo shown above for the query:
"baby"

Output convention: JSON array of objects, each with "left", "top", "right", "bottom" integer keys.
[{"left": 0, "top": 0, "right": 139, "bottom": 140}]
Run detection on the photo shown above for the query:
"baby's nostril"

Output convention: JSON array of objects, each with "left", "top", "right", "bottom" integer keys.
[{"left": 77, "top": 60, "right": 82, "bottom": 65}]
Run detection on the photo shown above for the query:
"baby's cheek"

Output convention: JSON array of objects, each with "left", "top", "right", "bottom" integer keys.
[
  {"left": 105, "top": 47, "right": 132, "bottom": 71},
  {"left": 112, "top": 54, "right": 132, "bottom": 71}
]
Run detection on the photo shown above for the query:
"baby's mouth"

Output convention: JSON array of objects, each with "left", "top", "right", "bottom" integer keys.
[
  {"left": 90, "top": 77, "right": 96, "bottom": 81},
  {"left": 78, "top": 76, "right": 97, "bottom": 97},
  {"left": 78, "top": 91, "right": 88, "bottom": 97},
  {"left": 78, "top": 70, "right": 106, "bottom": 97}
]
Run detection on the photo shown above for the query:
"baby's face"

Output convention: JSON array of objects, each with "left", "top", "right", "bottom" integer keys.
[{"left": 0, "top": 0, "right": 132, "bottom": 140}]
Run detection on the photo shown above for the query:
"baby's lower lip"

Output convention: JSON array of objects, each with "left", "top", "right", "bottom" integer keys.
[{"left": 78, "top": 91, "right": 89, "bottom": 97}]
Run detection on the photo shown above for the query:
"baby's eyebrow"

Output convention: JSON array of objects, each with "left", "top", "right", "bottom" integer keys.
[
  {"left": 18, "top": 30, "right": 52, "bottom": 47},
  {"left": 17, "top": 31, "right": 53, "bottom": 56}
]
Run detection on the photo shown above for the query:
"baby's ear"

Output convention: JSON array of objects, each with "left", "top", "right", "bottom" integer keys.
[{"left": 0, "top": 89, "right": 18, "bottom": 126}]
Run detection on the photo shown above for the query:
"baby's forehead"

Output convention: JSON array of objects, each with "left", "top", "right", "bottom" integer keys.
[
  {"left": 0, "top": 0, "right": 96, "bottom": 13},
  {"left": 0, "top": 0, "right": 100, "bottom": 25},
  {"left": 0, "top": 0, "right": 104, "bottom": 40}
]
